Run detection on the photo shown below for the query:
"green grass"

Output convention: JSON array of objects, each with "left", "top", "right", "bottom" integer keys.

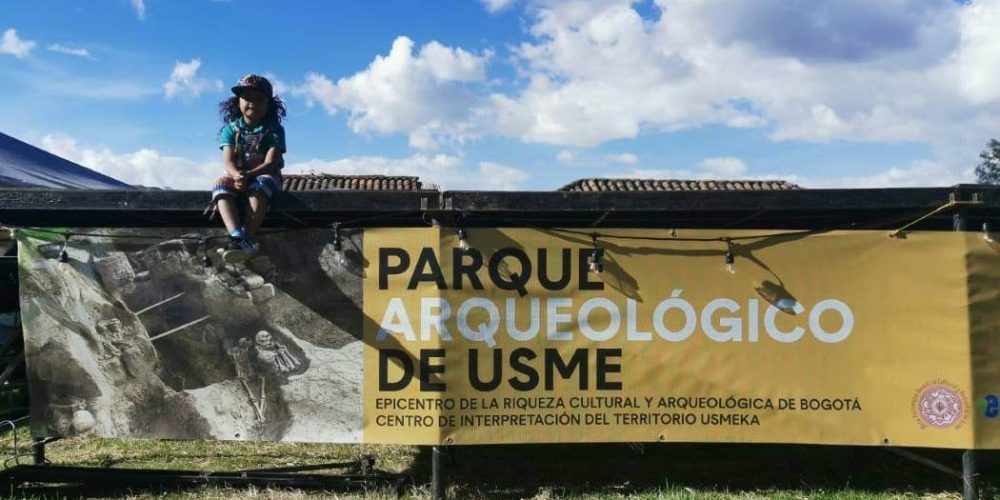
[{"left": 0, "top": 428, "right": 995, "bottom": 499}]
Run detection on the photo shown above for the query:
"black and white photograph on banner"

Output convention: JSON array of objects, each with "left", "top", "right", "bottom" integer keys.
[{"left": 17, "top": 228, "right": 364, "bottom": 443}]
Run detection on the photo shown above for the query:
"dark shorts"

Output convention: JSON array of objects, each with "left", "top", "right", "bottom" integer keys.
[{"left": 211, "top": 174, "right": 282, "bottom": 203}]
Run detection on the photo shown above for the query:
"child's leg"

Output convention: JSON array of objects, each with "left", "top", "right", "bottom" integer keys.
[
  {"left": 243, "top": 175, "right": 282, "bottom": 237},
  {"left": 217, "top": 197, "right": 242, "bottom": 234},
  {"left": 245, "top": 192, "right": 268, "bottom": 237},
  {"left": 211, "top": 176, "right": 243, "bottom": 236}
]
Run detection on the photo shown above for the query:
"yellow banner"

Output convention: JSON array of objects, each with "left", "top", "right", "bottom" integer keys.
[{"left": 363, "top": 228, "right": 997, "bottom": 449}]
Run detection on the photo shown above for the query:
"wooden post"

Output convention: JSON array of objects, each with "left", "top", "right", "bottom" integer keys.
[
  {"left": 962, "top": 450, "right": 978, "bottom": 500},
  {"left": 431, "top": 445, "right": 446, "bottom": 500},
  {"left": 32, "top": 437, "right": 45, "bottom": 466}
]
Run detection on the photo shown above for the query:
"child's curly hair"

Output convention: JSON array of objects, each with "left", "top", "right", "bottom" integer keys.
[{"left": 218, "top": 95, "right": 287, "bottom": 125}]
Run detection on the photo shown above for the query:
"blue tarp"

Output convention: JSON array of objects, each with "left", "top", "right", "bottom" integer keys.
[{"left": 0, "top": 132, "right": 132, "bottom": 189}]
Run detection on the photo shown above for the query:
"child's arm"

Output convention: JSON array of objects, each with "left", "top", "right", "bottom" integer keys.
[
  {"left": 245, "top": 147, "right": 284, "bottom": 177},
  {"left": 221, "top": 146, "right": 246, "bottom": 190}
]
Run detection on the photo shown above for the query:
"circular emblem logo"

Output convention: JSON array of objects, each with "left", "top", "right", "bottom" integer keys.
[{"left": 912, "top": 380, "right": 968, "bottom": 429}]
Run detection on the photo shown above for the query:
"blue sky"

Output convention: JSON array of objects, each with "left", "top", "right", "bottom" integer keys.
[{"left": 1, "top": 0, "right": 997, "bottom": 190}]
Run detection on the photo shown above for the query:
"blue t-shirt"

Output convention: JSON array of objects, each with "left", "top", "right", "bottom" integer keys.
[{"left": 218, "top": 118, "right": 286, "bottom": 171}]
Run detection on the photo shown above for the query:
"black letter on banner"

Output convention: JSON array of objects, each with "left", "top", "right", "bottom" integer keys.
[
  {"left": 488, "top": 248, "right": 531, "bottom": 297},
  {"left": 379, "top": 248, "right": 410, "bottom": 290},
  {"left": 545, "top": 348, "right": 588, "bottom": 390},
  {"left": 453, "top": 248, "right": 484, "bottom": 290},
  {"left": 596, "top": 348, "right": 622, "bottom": 390},
  {"left": 379, "top": 349, "right": 414, "bottom": 391},
  {"left": 508, "top": 348, "right": 538, "bottom": 391},
  {"left": 578, "top": 248, "right": 605, "bottom": 290},
  {"left": 420, "top": 349, "right": 447, "bottom": 392},
  {"left": 538, "top": 248, "right": 571, "bottom": 291},
  {"left": 408, "top": 248, "right": 447, "bottom": 290},
  {"left": 468, "top": 349, "right": 502, "bottom": 391}
]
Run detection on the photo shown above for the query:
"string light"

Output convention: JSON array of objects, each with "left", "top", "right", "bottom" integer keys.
[
  {"left": 456, "top": 227, "right": 470, "bottom": 250},
  {"left": 588, "top": 233, "right": 604, "bottom": 274},
  {"left": 984, "top": 223, "right": 996, "bottom": 245},
  {"left": 332, "top": 223, "right": 347, "bottom": 266}
]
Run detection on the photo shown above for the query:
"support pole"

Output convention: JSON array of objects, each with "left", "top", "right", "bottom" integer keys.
[
  {"left": 32, "top": 437, "right": 44, "bottom": 466},
  {"left": 963, "top": 450, "right": 979, "bottom": 500},
  {"left": 953, "top": 209, "right": 979, "bottom": 500},
  {"left": 431, "top": 446, "right": 446, "bottom": 500}
]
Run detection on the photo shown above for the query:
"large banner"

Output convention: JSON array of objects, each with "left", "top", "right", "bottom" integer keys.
[{"left": 17, "top": 227, "right": 1000, "bottom": 448}]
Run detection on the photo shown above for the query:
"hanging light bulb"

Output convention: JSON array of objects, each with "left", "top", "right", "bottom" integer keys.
[
  {"left": 588, "top": 234, "right": 604, "bottom": 274},
  {"left": 457, "top": 227, "right": 470, "bottom": 250},
  {"left": 333, "top": 223, "right": 347, "bottom": 266},
  {"left": 724, "top": 239, "right": 735, "bottom": 274}
]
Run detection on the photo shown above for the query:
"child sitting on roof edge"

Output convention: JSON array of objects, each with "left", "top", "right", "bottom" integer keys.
[{"left": 211, "top": 74, "right": 287, "bottom": 263}]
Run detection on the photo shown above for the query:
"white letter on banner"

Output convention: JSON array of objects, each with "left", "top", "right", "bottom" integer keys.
[
  {"left": 376, "top": 297, "right": 415, "bottom": 342},
  {"left": 506, "top": 298, "right": 540, "bottom": 341},
  {"left": 747, "top": 298, "right": 759, "bottom": 342},
  {"left": 809, "top": 299, "right": 854, "bottom": 343},
  {"left": 420, "top": 297, "right": 452, "bottom": 341},
  {"left": 653, "top": 290, "right": 696, "bottom": 342},
  {"left": 702, "top": 298, "right": 741, "bottom": 342},
  {"left": 764, "top": 302, "right": 805, "bottom": 342},
  {"left": 627, "top": 298, "right": 651, "bottom": 341},
  {"left": 547, "top": 298, "right": 573, "bottom": 340},
  {"left": 457, "top": 298, "right": 499, "bottom": 347},
  {"left": 579, "top": 298, "right": 621, "bottom": 341}
]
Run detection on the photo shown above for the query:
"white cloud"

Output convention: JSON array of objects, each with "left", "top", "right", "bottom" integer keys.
[
  {"left": 953, "top": 0, "right": 1000, "bottom": 104},
  {"left": 1, "top": 29, "right": 36, "bottom": 58},
  {"left": 556, "top": 150, "right": 576, "bottom": 164},
  {"left": 476, "top": 162, "right": 531, "bottom": 190},
  {"left": 39, "top": 133, "right": 217, "bottom": 189},
  {"left": 612, "top": 159, "right": 972, "bottom": 188},
  {"left": 607, "top": 153, "right": 638, "bottom": 165},
  {"left": 163, "top": 58, "right": 223, "bottom": 100},
  {"left": 698, "top": 157, "right": 747, "bottom": 177},
  {"left": 775, "top": 160, "right": 974, "bottom": 189},
  {"left": 48, "top": 44, "right": 92, "bottom": 59},
  {"left": 267, "top": 1, "right": 996, "bottom": 188},
  {"left": 556, "top": 149, "right": 641, "bottom": 166},
  {"left": 264, "top": 73, "right": 291, "bottom": 98},
  {"left": 33, "top": 133, "right": 531, "bottom": 191},
  {"left": 286, "top": 154, "right": 530, "bottom": 190},
  {"left": 618, "top": 168, "right": 698, "bottom": 179},
  {"left": 293, "top": 36, "right": 492, "bottom": 150},
  {"left": 481, "top": 0, "right": 517, "bottom": 13},
  {"left": 472, "top": 0, "right": 998, "bottom": 165},
  {"left": 130, "top": 0, "right": 147, "bottom": 20}
]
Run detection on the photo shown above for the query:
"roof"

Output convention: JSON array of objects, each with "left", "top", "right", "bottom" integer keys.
[
  {"left": 282, "top": 174, "right": 428, "bottom": 192},
  {"left": 0, "top": 132, "right": 133, "bottom": 190},
  {"left": 559, "top": 178, "right": 801, "bottom": 192}
]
